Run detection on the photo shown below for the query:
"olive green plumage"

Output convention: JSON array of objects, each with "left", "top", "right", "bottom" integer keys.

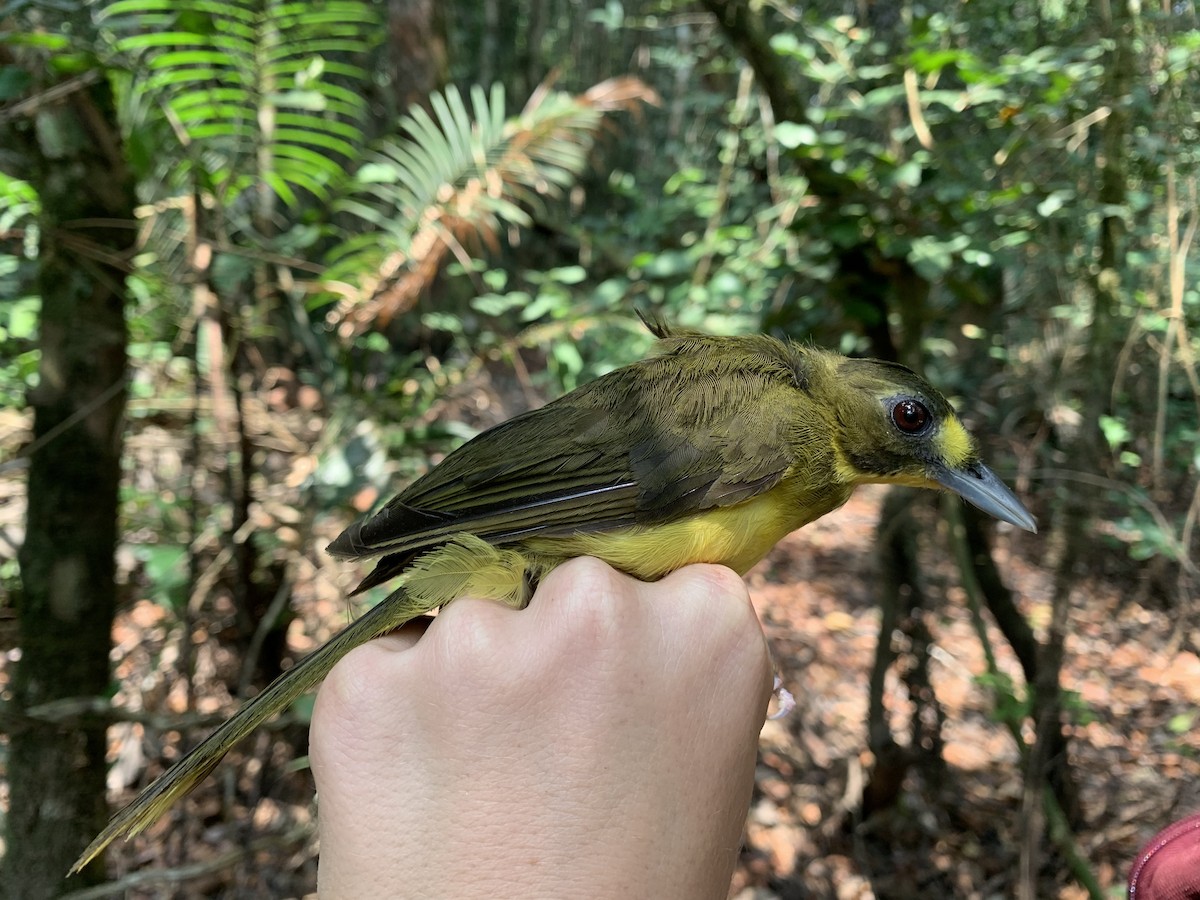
[
  {"left": 72, "top": 321, "right": 1034, "bottom": 873},
  {"left": 328, "top": 323, "right": 1032, "bottom": 598}
]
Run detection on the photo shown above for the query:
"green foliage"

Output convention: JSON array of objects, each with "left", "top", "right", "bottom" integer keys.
[
  {"left": 0, "top": 174, "right": 40, "bottom": 407},
  {"left": 134, "top": 543, "right": 189, "bottom": 613},
  {"left": 0, "top": 171, "right": 38, "bottom": 234},
  {"left": 0, "top": 296, "right": 39, "bottom": 409},
  {"left": 1168, "top": 710, "right": 1195, "bottom": 736},
  {"left": 320, "top": 79, "right": 653, "bottom": 334},
  {"left": 5, "top": 0, "right": 1194, "bottom": 584},
  {"left": 575, "top": 4, "right": 1199, "bottom": 576},
  {"left": 99, "top": 0, "right": 378, "bottom": 205},
  {"left": 975, "top": 671, "right": 1033, "bottom": 725}
]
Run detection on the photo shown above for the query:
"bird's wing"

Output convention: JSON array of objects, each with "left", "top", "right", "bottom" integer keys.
[{"left": 327, "top": 350, "right": 805, "bottom": 573}]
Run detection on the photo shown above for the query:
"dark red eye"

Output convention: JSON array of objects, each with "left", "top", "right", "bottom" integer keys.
[{"left": 892, "top": 399, "right": 931, "bottom": 434}]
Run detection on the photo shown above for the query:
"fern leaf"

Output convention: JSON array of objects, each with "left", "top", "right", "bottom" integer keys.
[
  {"left": 100, "top": 0, "right": 378, "bottom": 206},
  {"left": 322, "top": 76, "right": 658, "bottom": 334}
]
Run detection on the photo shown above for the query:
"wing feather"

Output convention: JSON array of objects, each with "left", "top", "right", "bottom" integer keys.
[{"left": 328, "top": 334, "right": 817, "bottom": 595}]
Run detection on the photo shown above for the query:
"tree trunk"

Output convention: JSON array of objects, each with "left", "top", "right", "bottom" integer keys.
[
  {"left": 1, "top": 57, "right": 134, "bottom": 897},
  {"left": 387, "top": 0, "right": 447, "bottom": 115},
  {"left": 1018, "top": 2, "right": 1132, "bottom": 893}
]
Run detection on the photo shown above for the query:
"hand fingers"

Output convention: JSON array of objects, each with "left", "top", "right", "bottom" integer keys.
[
  {"left": 311, "top": 610, "right": 432, "bottom": 742},
  {"left": 528, "top": 557, "right": 774, "bottom": 712},
  {"left": 653, "top": 564, "right": 773, "bottom": 685},
  {"left": 373, "top": 613, "right": 434, "bottom": 651}
]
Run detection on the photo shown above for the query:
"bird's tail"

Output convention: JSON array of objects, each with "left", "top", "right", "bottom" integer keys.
[{"left": 70, "top": 585, "right": 437, "bottom": 874}]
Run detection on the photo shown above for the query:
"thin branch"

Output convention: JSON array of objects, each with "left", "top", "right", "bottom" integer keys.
[
  {"left": 0, "top": 697, "right": 225, "bottom": 731},
  {"left": 59, "top": 824, "right": 314, "bottom": 899},
  {"left": 0, "top": 70, "right": 103, "bottom": 122},
  {"left": 693, "top": 65, "right": 753, "bottom": 288},
  {"left": 0, "top": 377, "right": 126, "bottom": 472},
  {"left": 903, "top": 67, "right": 934, "bottom": 150},
  {"left": 237, "top": 572, "right": 295, "bottom": 700}
]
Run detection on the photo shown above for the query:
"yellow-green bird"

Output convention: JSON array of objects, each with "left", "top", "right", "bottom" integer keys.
[{"left": 72, "top": 320, "right": 1035, "bottom": 872}]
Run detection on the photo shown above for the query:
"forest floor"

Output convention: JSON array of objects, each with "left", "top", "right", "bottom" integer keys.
[
  {"left": 2, "top": 397, "right": 1198, "bottom": 899},
  {"left": 732, "top": 486, "right": 1200, "bottom": 900}
]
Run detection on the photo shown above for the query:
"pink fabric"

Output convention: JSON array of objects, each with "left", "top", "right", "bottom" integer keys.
[{"left": 1129, "top": 813, "right": 1200, "bottom": 899}]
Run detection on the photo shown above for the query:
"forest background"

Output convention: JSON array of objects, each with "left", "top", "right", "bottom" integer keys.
[{"left": 0, "top": 0, "right": 1197, "bottom": 897}]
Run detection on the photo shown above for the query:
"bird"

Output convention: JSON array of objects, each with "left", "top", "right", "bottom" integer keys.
[{"left": 72, "top": 318, "right": 1036, "bottom": 872}]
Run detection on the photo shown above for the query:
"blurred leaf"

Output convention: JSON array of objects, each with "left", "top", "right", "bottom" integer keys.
[
  {"left": 136, "top": 544, "right": 188, "bottom": 614},
  {"left": 775, "top": 122, "right": 818, "bottom": 149},
  {"left": 1168, "top": 712, "right": 1195, "bottom": 735},
  {"left": 99, "top": 0, "right": 379, "bottom": 206},
  {"left": 1099, "top": 414, "right": 1130, "bottom": 449},
  {"left": 471, "top": 292, "right": 530, "bottom": 316},
  {"left": 547, "top": 265, "right": 586, "bottom": 285}
]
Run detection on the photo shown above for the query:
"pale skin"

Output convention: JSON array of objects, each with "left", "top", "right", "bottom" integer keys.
[{"left": 310, "top": 557, "right": 774, "bottom": 900}]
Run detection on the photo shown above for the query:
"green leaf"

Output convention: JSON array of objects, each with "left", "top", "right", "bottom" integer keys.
[
  {"left": 4, "top": 32, "right": 70, "bottom": 51},
  {"left": 136, "top": 544, "right": 189, "bottom": 614},
  {"left": 1037, "top": 191, "right": 1070, "bottom": 217},
  {"left": 471, "top": 292, "right": 530, "bottom": 316},
  {"left": 891, "top": 160, "right": 922, "bottom": 188},
  {"left": 640, "top": 251, "right": 691, "bottom": 279},
  {"left": 552, "top": 340, "right": 584, "bottom": 376},
  {"left": 1168, "top": 712, "right": 1195, "bottom": 735},
  {"left": 421, "top": 311, "right": 464, "bottom": 333},
  {"left": 769, "top": 33, "right": 802, "bottom": 57},
  {"left": 1, "top": 297, "right": 40, "bottom": 341},
  {"left": 775, "top": 122, "right": 818, "bottom": 149},
  {"left": 907, "top": 234, "right": 969, "bottom": 278},
  {"left": 908, "top": 47, "right": 967, "bottom": 75},
  {"left": 1099, "top": 415, "right": 1130, "bottom": 449},
  {"left": 521, "top": 292, "right": 564, "bottom": 322},
  {"left": 547, "top": 265, "right": 586, "bottom": 285},
  {"left": 355, "top": 162, "right": 397, "bottom": 184},
  {"left": 269, "top": 89, "right": 328, "bottom": 111}
]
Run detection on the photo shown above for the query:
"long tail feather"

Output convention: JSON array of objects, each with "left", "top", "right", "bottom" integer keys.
[{"left": 71, "top": 586, "right": 435, "bottom": 874}]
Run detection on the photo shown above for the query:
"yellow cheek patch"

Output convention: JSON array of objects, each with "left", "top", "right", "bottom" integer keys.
[{"left": 935, "top": 417, "right": 975, "bottom": 469}]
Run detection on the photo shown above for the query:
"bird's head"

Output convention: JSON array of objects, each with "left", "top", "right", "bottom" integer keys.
[{"left": 826, "top": 357, "right": 1037, "bottom": 532}]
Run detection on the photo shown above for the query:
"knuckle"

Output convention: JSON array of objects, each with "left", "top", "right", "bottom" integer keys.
[
  {"left": 532, "top": 557, "right": 638, "bottom": 659},
  {"left": 540, "top": 556, "right": 625, "bottom": 599},
  {"left": 317, "top": 642, "right": 389, "bottom": 718},
  {"left": 666, "top": 563, "right": 768, "bottom": 670},
  {"left": 428, "top": 596, "right": 507, "bottom": 666},
  {"left": 423, "top": 597, "right": 541, "bottom": 701},
  {"left": 539, "top": 557, "right": 632, "bottom": 622},
  {"left": 311, "top": 642, "right": 397, "bottom": 766},
  {"left": 665, "top": 563, "right": 752, "bottom": 626},
  {"left": 690, "top": 563, "right": 752, "bottom": 606}
]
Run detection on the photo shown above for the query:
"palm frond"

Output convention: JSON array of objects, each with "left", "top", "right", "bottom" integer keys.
[
  {"left": 323, "top": 77, "right": 660, "bottom": 337},
  {"left": 99, "top": 0, "right": 378, "bottom": 207}
]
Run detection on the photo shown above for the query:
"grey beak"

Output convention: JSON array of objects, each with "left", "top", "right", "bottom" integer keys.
[{"left": 931, "top": 461, "right": 1037, "bottom": 533}]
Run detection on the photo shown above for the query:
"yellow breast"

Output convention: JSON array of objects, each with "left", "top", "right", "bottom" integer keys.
[{"left": 521, "top": 473, "right": 853, "bottom": 580}]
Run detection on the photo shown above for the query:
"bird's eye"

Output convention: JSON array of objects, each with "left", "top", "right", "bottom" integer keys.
[{"left": 891, "top": 399, "right": 931, "bottom": 434}]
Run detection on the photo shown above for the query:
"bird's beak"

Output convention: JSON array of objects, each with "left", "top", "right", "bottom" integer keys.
[{"left": 930, "top": 461, "right": 1038, "bottom": 533}]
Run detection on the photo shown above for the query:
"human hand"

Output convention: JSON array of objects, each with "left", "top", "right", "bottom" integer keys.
[{"left": 310, "top": 557, "right": 773, "bottom": 900}]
